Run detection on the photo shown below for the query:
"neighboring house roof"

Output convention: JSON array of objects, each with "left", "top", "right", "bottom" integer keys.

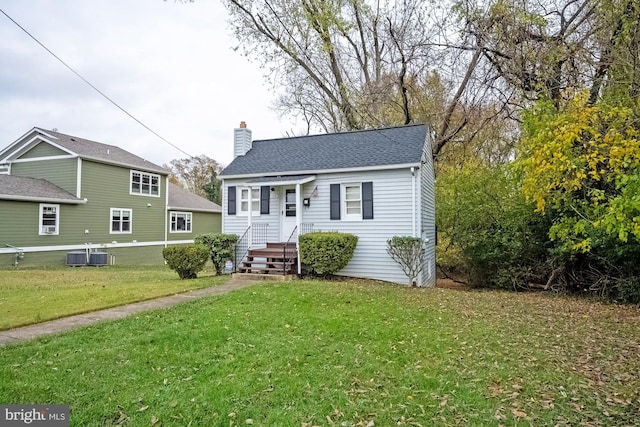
[
  {"left": 220, "top": 124, "right": 428, "bottom": 178},
  {"left": 0, "top": 127, "right": 168, "bottom": 175},
  {"left": 168, "top": 183, "right": 222, "bottom": 213},
  {"left": 0, "top": 175, "right": 85, "bottom": 204}
]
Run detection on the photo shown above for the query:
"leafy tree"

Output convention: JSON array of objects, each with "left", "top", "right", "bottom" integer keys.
[
  {"left": 461, "top": 0, "right": 640, "bottom": 108},
  {"left": 515, "top": 91, "right": 640, "bottom": 301},
  {"left": 437, "top": 160, "right": 551, "bottom": 289},
  {"left": 165, "top": 155, "right": 223, "bottom": 203},
  {"left": 224, "top": 0, "right": 496, "bottom": 157},
  {"left": 202, "top": 169, "right": 222, "bottom": 205},
  {"left": 518, "top": 91, "right": 640, "bottom": 252}
]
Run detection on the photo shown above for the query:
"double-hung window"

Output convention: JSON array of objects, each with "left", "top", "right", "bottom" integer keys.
[
  {"left": 110, "top": 208, "right": 132, "bottom": 233},
  {"left": 170, "top": 211, "right": 192, "bottom": 232},
  {"left": 330, "top": 181, "right": 373, "bottom": 220},
  {"left": 130, "top": 170, "right": 160, "bottom": 196},
  {"left": 39, "top": 203, "right": 59, "bottom": 235},
  {"left": 239, "top": 187, "right": 260, "bottom": 216},
  {"left": 343, "top": 184, "right": 362, "bottom": 219},
  {"left": 227, "top": 186, "right": 270, "bottom": 216}
]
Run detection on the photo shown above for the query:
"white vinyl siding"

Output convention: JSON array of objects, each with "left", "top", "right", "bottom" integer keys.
[
  {"left": 110, "top": 208, "right": 132, "bottom": 234},
  {"left": 222, "top": 181, "right": 279, "bottom": 243},
  {"left": 301, "top": 169, "right": 415, "bottom": 285},
  {"left": 39, "top": 203, "right": 59, "bottom": 235},
  {"left": 420, "top": 143, "right": 437, "bottom": 287},
  {"left": 220, "top": 151, "right": 436, "bottom": 287}
]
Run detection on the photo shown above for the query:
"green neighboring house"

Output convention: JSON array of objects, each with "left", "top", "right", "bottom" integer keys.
[{"left": 0, "top": 127, "right": 221, "bottom": 267}]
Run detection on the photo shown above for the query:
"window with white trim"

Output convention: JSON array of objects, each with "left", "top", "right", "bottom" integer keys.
[
  {"left": 39, "top": 203, "right": 59, "bottom": 235},
  {"left": 130, "top": 170, "right": 160, "bottom": 196},
  {"left": 170, "top": 211, "right": 192, "bottom": 233},
  {"left": 239, "top": 187, "right": 260, "bottom": 216},
  {"left": 343, "top": 183, "right": 362, "bottom": 220},
  {"left": 110, "top": 208, "right": 132, "bottom": 233}
]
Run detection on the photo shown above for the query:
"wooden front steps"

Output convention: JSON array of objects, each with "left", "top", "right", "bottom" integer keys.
[{"left": 238, "top": 242, "right": 298, "bottom": 275}]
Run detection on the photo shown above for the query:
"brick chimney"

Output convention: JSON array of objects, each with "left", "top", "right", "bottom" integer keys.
[{"left": 234, "top": 121, "right": 252, "bottom": 158}]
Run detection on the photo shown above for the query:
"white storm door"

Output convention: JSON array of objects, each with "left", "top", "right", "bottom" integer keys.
[{"left": 281, "top": 186, "right": 297, "bottom": 241}]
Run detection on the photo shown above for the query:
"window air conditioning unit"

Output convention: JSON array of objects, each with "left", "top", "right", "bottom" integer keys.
[{"left": 42, "top": 225, "right": 56, "bottom": 234}]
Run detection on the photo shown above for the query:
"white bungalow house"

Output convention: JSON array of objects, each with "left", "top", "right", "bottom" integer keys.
[{"left": 219, "top": 122, "right": 436, "bottom": 287}]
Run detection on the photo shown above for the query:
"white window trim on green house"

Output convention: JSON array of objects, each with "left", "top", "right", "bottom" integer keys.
[
  {"left": 238, "top": 187, "right": 260, "bottom": 216},
  {"left": 342, "top": 183, "right": 362, "bottom": 221},
  {"left": 110, "top": 208, "right": 132, "bottom": 234},
  {"left": 170, "top": 211, "right": 192, "bottom": 233},
  {"left": 39, "top": 203, "right": 59, "bottom": 235},
  {"left": 130, "top": 170, "right": 160, "bottom": 197}
]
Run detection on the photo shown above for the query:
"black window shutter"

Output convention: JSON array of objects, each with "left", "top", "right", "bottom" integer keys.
[
  {"left": 362, "top": 181, "right": 374, "bottom": 219},
  {"left": 330, "top": 184, "right": 340, "bottom": 220},
  {"left": 227, "top": 186, "right": 236, "bottom": 215},
  {"left": 260, "top": 186, "right": 270, "bottom": 214}
]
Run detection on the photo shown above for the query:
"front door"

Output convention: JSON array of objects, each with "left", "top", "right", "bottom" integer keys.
[{"left": 281, "top": 186, "right": 297, "bottom": 241}]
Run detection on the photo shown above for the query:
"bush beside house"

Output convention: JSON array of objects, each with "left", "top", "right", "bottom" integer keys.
[
  {"left": 162, "top": 244, "right": 209, "bottom": 279},
  {"left": 299, "top": 232, "right": 358, "bottom": 277},
  {"left": 194, "top": 233, "right": 239, "bottom": 275}
]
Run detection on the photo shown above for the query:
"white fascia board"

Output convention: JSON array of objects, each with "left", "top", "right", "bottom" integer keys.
[
  {"left": 167, "top": 206, "right": 222, "bottom": 213},
  {"left": 10, "top": 154, "right": 77, "bottom": 163},
  {"left": 81, "top": 155, "right": 169, "bottom": 175},
  {"left": 0, "top": 127, "right": 41, "bottom": 160},
  {"left": 0, "top": 195, "right": 87, "bottom": 204},
  {"left": 0, "top": 240, "right": 169, "bottom": 254},
  {"left": 1, "top": 134, "right": 75, "bottom": 162},
  {"left": 220, "top": 162, "right": 421, "bottom": 180},
  {"left": 246, "top": 176, "right": 317, "bottom": 187}
]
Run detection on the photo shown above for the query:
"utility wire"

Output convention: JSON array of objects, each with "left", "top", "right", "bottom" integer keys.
[{"left": 0, "top": 8, "right": 193, "bottom": 158}]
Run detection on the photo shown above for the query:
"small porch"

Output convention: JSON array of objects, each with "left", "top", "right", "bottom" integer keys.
[
  {"left": 238, "top": 242, "right": 298, "bottom": 274},
  {"left": 232, "top": 222, "right": 315, "bottom": 277},
  {"left": 230, "top": 175, "right": 316, "bottom": 277}
]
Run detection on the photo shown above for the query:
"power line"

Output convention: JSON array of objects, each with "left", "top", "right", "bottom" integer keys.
[{"left": 0, "top": 7, "right": 193, "bottom": 159}]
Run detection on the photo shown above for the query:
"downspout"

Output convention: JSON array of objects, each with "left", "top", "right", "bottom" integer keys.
[
  {"left": 296, "top": 182, "right": 302, "bottom": 275},
  {"left": 221, "top": 180, "right": 226, "bottom": 232},
  {"left": 247, "top": 186, "right": 253, "bottom": 247},
  {"left": 164, "top": 176, "right": 169, "bottom": 248},
  {"left": 411, "top": 167, "right": 417, "bottom": 237},
  {"left": 76, "top": 158, "right": 82, "bottom": 198}
]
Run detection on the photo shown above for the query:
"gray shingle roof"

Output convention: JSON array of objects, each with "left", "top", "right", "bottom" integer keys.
[
  {"left": 220, "top": 124, "right": 428, "bottom": 177},
  {"left": 168, "top": 183, "right": 221, "bottom": 213},
  {"left": 0, "top": 175, "right": 84, "bottom": 203},
  {"left": 34, "top": 128, "right": 168, "bottom": 174}
]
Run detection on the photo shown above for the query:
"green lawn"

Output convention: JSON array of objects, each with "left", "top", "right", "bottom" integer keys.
[
  {"left": 1, "top": 279, "right": 638, "bottom": 426},
  {"left": 0, "top": 265, "right": 228, "bottom": 330}
]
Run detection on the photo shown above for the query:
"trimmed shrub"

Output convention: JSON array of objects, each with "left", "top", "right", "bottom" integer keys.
[
  {"left": 299, "top": 231, "right": 358, "bottom": 277},
  {"left": 195, "top": 233, "right": 239, "bottom": 275},
  {"left": 162, "top": 244, "right": 209, "bottom": 279},
  {"left": 387, "top": 236, "right": 425, "bottom": 286}
]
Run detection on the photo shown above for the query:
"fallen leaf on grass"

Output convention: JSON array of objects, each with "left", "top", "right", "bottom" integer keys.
[{"left": 511, "top": 409, "right": 527, "bottom": 418}]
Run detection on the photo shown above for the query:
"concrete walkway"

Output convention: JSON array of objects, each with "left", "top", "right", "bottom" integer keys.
[{"left": 0, "top": 275, "right": 261, "bottom": 347}]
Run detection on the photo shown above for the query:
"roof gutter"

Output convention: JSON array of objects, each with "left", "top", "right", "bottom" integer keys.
[
  {"left": 0, "top": 195, "right": 87, "bottom": 204},
  {"left": 220, "top": 162, "right": 421, "bottom": 180},
  {"left": 167, "top": 206, "right": 222, "bottom": 213}
]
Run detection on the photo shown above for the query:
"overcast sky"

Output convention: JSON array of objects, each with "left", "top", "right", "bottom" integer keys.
[{"left": 0, "top": 0, "right": 295, "bottom": 167}]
